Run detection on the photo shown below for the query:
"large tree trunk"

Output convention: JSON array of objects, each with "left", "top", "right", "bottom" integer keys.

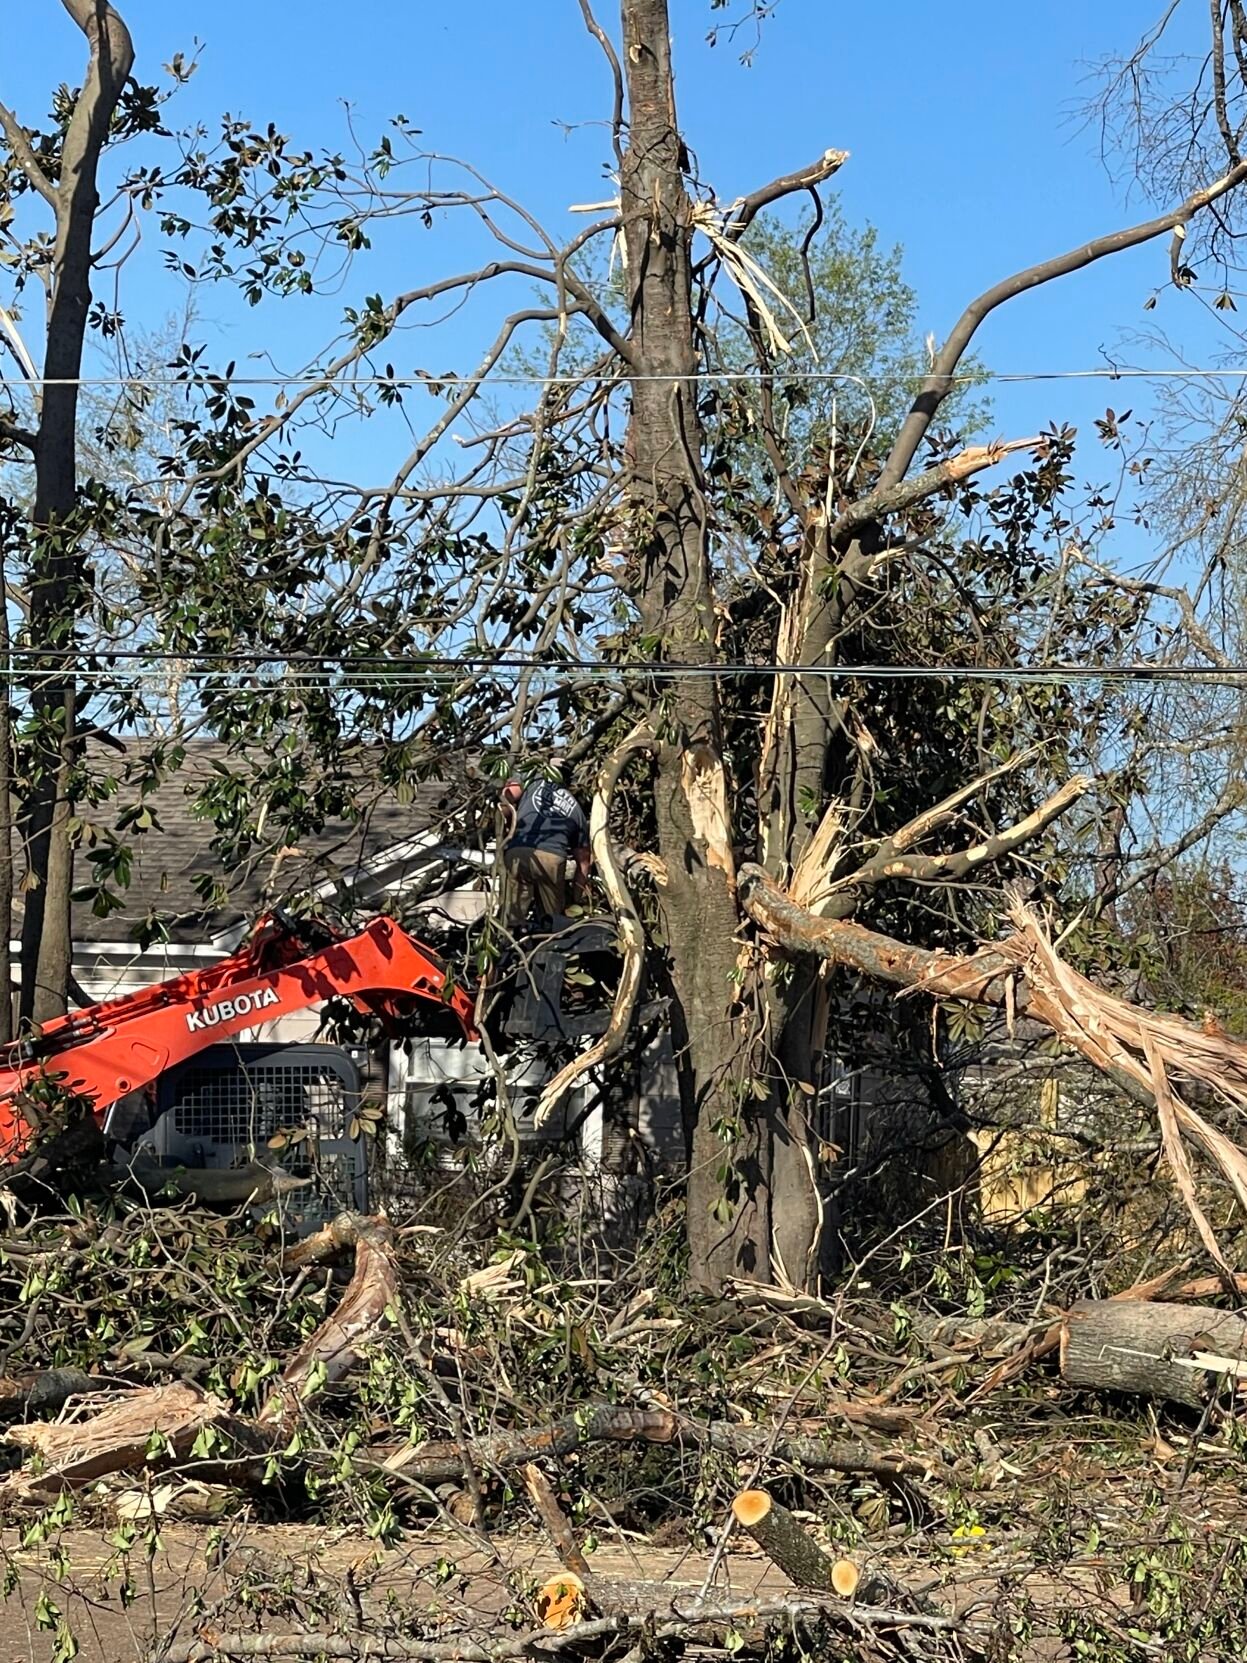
[
  {"left": 18, "top": 1, "right": 134, "bottom": 1026},
  {"left": 618, "top": 0, "right": 757, "bottom": 1291}
]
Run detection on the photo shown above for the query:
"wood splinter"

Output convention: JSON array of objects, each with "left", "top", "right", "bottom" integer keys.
[{"left": 732, "top": 1488, "right": 859, "bottom": 1597}]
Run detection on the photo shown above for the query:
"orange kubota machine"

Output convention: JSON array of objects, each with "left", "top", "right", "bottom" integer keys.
[{"left": 0, "top": 910, "right": 481, "bottom": 1164}]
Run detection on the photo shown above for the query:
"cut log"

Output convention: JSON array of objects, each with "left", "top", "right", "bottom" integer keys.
[
  {"left": 832, "top": 1559, "right": 861, "bottom": 1597},
  {"left": 732, "top": 1488, "right": 839, "bottom": 1591},
  {"left": 1061, "top": 1298, "right": 1247, "bottom": 1407},
  {"left": 535, "top": 1571, "right": 588, "bottom": 1630}
]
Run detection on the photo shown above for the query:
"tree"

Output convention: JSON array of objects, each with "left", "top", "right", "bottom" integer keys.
[
  {"left": 0, "top": 1, "right": 155, "bottom": 1028},
  {"left": 6, "top": 0, "right": 1247, "bottom": 1292}
]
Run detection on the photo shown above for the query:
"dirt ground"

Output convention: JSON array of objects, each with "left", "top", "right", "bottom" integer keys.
[{"left": 0, "top": 1518, "right": 1140, "bottom": 1663}]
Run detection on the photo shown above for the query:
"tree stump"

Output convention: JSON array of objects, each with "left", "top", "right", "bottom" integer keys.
[{"left": 1061, "top": 1298, "right": 1247, "bottom": 1407}]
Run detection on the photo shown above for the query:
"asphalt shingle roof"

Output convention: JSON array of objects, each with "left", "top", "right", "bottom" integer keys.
[{"left": 51, "top": 740, "right": 468, "bottom": 945}]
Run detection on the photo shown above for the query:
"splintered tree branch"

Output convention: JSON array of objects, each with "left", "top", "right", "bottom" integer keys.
[
  {"left": 722, "top": 148, "right": 850, "bottom": 240},
  {"left": 833, "top": 436, "right": 1041, "bottom": 540},
  {"left": 533, "top": 724, "right": 655, "bottom": 1128},
  {"left": 827, "top": 774, "right": 1093, "bottom": 900},
  {"left": 740, "top": 863, "right": 1247, "bottom": 1271},
  {"left": 884, "top": 746, "right": 1043, "bottom": 856}
]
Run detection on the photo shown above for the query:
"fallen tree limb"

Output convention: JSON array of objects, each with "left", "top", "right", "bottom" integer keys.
[
  {"left": 260, "top": 1215, "right": 399, "bottom": 1432},
  {"left": 127, "top": 1155, "right": 309, "bottom": 1207},
  {"left": 523, "top": 1463, "right": 591, "bottom": 1577},
  {"left": 151, "top": 1595, "right": 966, "bottom": 1662},
  {"left": 379, "top": 1406, "right": 934, "bottom": 1483},
  {"left": 0, "top": 1367, "right": 94, "bottom": 1421},
  {"left": 740, "top": 862, "right": 1247, "bottom": 1272},
  {"left": 3, "top": 1214, "right": 400, "bottom": 1495},
  {"left": 1061, "top": 1298, "right": 1247, "bottom": 1407}
]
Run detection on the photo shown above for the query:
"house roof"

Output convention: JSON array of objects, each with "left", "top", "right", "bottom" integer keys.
[{"left": 52, "top": 740, "right": 475, "bottom": 947}]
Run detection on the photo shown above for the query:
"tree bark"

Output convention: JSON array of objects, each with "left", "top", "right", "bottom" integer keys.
[
  {"left": 18, "top": 1, "right": 134, "bottom": 1026},
  {"left": 1060, "top": 1298, "right": 1247, "bottom": 1407},
  {"left": 377, "top": 1407, "right": 933, "bottom": 1483},
  {"left": 618, "top": 0, "right": 758, "bottom": 1292},
  {"left": 731, "top": 1487, "right": 840, "bottom": 1589}
]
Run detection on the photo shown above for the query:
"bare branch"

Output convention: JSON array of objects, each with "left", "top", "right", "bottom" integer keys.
[
  {"left": 0, "top": 101, "right": 57, "bottom": 208},
  {"left": 886, "top": 747, "right": 1044, "bottom": 856},
  {"left": 576, "top": 0, "right": 625, "bottom": 169},
  {"left": 875, "top": 159, "right": 1247, "bottom": 495},
  {"left": 722, "top": 148, "right": 850, "bottom": 242},
  {"left": 1093, "top": 778, "right": 1247, "bottom": 916},
  {"left": 0, "top": 415, "right": 36, "bottom": 453}
]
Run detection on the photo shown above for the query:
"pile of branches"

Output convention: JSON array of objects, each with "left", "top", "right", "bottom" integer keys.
[
  {"left": 0, "top": 1157, "right": 1243, "bottom": 1663},
  {"left": 1, "top": 1179, "right": 1247, "bottom": 1659}
]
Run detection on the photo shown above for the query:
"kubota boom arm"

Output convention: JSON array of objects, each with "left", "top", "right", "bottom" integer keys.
[{"left": 0, "top": 914, "right": 479, "bottom": 1161}]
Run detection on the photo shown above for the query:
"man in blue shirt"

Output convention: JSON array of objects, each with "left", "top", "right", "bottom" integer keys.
[{"left": 501, "top": 773, "right": 591, "bottom": 929}]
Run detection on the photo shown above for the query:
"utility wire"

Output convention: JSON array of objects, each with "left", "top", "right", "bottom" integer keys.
[
  {"left": 2, "top": 645, "right": 1247, "bottom": 678},
  {"left": 5, "top": 366, "right": 1247, "bottom": 389}
]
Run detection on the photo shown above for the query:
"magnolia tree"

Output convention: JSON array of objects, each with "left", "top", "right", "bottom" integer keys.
[{"left": 3, "top": 0, "right": 1247, "bottom": 1288}]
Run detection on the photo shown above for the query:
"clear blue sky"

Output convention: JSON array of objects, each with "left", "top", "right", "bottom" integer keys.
[{"left": 4, "top": 0, "right": 1232, "bottom": 531}]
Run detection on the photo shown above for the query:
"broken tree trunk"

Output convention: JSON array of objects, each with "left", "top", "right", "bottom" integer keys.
[
  {"left": 1061, "top": 1298, "right": 1247, "bottom": 1407},
  {"left": 4, "top": 1382, "right": 254, "bottom": 1495}
]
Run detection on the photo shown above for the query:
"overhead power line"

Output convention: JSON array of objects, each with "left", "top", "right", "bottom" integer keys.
[
  {"left": 2, "top": 653, "right": 1247, "bottom": 686},
  {"left": 5, "top": 366, "right": 1247, "bottom": 389}
]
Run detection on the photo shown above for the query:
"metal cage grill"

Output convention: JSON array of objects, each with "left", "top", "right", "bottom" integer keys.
[{"left": 149, "top": 1042, "right": 367, "bottom": 1229}]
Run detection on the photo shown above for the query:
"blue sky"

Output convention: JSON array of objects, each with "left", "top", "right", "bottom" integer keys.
[{"left": 4, "top": 0, "right": 1236, "bottom": 532}]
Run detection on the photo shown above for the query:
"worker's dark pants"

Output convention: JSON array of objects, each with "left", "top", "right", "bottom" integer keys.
[{"left": 504, "top": 846, "right": 567, "bottom": 929}]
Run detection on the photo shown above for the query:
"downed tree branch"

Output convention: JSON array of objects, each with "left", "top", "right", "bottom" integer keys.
[
  {"left": 260, "top": 1215, "right": 400, "bottom": 1431},
  {"left": 740, "top": 862, "right": 1247, "bottom": 1271},
  {"left": 0, "top": 1367, "right": 94, "bottom": 1421},
  {"left": 379, "top": 1405, "right": 934, "bottom": 1483},
  {"left": 2, "top": 1214, "right": 400, "bottom": 1495},
  {"left": 127, "top": 1154, "right": 309, "bottom": 1208},
  {"left": 152, "top": 1596, "right": 966, "bottom": 1662},
  {"left": 533, "top": 724, "right": 654, "bottom": 1127},
  {"left": 4, "top": 1381, "right": 254, "bottom": 1495},
  {"left": 523, "top": 1463, "right": 591, "bottom": 1577}
]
